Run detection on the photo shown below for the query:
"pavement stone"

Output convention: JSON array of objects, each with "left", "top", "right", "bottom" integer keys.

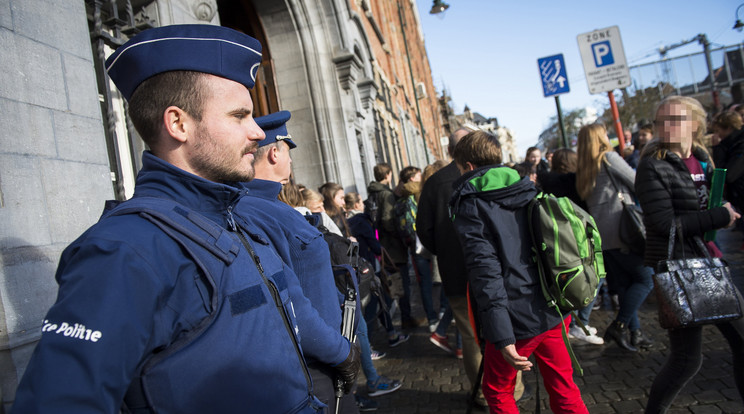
[{"left": 359, "top": 227, "right": 744, "bottom": 413}]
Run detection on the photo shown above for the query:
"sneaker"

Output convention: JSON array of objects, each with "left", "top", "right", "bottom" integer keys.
[
  {"left": 568, "top": 325, "right": 604, "bottom": 345},
  {"left": 388, "top": 333, "right": 410, "bottom": 347},
  {"left": 454, "top": 348, "right": 463, "bottom": 359},
  {"left": 429, "top": 332, "right": 453, "bottom": 353},
  {"left": 355, "top": 394, "right": 378, "bottom": 411},
  {"left": 367, "top": 376, "right": 402, "bottom": 397},
  {"left": 370, "top": 348, "right": 386, "bottom": 360},
  {"left": 428, "top": 320, "right": 438, "bottom": 333}
]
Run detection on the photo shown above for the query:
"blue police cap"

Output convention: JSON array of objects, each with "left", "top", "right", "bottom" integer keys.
[
  {"left": 105, "top": 24, "right": 262, "bottom": 100},
  {"left": 255, "top": 111, "right": 296, "bottom": 149}
]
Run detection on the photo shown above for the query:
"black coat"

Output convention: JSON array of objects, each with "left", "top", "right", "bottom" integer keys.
[
  {"left": 712, "top": 128, "right": 744, "bottom": 211},
  {"left": 347, "top": 212, "right": 381, "bottom": 266},
  {"left": 449, "top": 165, "right": 563, "bottom": 348},
  {"left": 416, "top": 162, "right": 468, "bottom": 297},
  {"left": 366, "top": 181, "right": 407, "bottom": 264},
  {"left": 635, "top": 144, "right": 731, "bottom": 267},
  {"left": 536, "top": 171, "right": 587, "bottom": 211}
]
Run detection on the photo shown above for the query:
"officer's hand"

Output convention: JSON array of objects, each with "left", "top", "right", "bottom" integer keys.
[{"left": 335, "top": 342, "right": 361, "bottom": 393}]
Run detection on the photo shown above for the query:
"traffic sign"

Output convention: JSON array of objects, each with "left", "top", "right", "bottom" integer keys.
[
  {"left": 577, "top": 26, "right": 631, "bottom": 94},
  {"left": 537, "top": 54, "right": 570, "bottom": 97}
]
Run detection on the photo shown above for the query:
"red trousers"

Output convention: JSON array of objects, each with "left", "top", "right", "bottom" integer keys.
[{"left": 482, "top": 318, "right": 588, "bottom": 414}]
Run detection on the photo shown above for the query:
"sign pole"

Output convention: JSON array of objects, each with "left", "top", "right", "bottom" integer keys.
[
  {"left": 607, "top": 91, "right": 625, "bottom": 153},
  {"left": 555, "top": 96, "right": 568, "bottom": 148}
]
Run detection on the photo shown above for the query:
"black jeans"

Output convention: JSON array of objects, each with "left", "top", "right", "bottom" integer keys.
[{"left": 645, "top": 317, "right": 744, "bottom": 413}]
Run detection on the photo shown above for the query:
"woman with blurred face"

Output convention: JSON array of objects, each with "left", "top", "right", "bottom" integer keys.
[{"left": 636, "top": 96, "right": 742, "bottom": 413}]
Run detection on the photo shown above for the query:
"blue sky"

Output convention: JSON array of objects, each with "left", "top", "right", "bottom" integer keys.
[{"left": 416, "top": 0, "right": 744, "bottom": 158}]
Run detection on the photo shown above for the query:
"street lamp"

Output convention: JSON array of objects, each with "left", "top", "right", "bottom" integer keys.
[
  {"left": 734, "top": 4, "right": 744, "bottom": 31},
  {"left": 430, "top": 0, "right": 449, "bottom": 15}
]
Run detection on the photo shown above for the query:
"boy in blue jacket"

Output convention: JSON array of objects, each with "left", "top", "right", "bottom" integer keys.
[{"left": 449, "top": 131, "right": 587, "bottom": 414}]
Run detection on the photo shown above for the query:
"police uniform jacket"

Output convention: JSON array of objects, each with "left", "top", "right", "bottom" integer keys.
[
  {"left": 13, "top": 152, "right": 322, "bottom": 414},
  {"left": 237, "top": 179, "right": 349, "bottom": 364},
  {"left": 449, "top": 166, "right": 563, "bottom": 350}
]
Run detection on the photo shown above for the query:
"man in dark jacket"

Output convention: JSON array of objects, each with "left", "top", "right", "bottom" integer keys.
[
  {"left": 450, "top": 130, "right": 587, "bottom": 413},
  {"left": 416, "top": 127, "right": 484, "bottom": 392},
  {"left": 367, "top": 164, "right": 421, "bottom": 330}
]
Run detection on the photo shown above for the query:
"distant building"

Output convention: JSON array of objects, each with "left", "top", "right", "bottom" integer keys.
[{"left": 454, "top": 105, "right": 518, "bottom": 164}]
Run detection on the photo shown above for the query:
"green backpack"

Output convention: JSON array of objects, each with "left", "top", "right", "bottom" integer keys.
[
  {"left": 394, "top": 195, "right": 417, "bottom": 247},
  {"left": 527, "top": 192, "right": 606, "bottom": 375}
]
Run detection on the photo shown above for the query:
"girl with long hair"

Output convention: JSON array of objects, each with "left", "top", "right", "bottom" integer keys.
[
  {"left": 576, "top": 123, "right": 654, "bottom": 352},
  {"left": 637, "top": 96, "right": 742, "bottom": 413}
]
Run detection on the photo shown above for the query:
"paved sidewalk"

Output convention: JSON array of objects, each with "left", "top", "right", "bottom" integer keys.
[{"left": 359, "top": 227, "right": 744, "bottom": 413}]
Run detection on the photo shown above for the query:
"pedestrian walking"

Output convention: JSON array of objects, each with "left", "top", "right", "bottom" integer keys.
[
  {"left": 450, "top": 130, "right": 587, "bottom": 414},
  {"left": 637, "top": 95, "right": 744, "bottom": 413},
  {"left": 576, "top": 123, "right": 654, "bottom": 351}
]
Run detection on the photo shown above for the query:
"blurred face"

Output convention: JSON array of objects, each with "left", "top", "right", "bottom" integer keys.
[
  {"left": 187, "top": 75, "right": 265, "bottom": 182},
  {"left": 354, "top": 199, "right": 364, "bottom": 211},
  {"left": 410, "top": 171, "right": 422, "bottom": 182},
  {"left": 333, "top": 189, "right": 345, "bottom": 209},
  {"left": 527, "top": 150, "right": 541, "bottom": 166},
  {"left": 655, "top": 102, "right": 696, "bottom": 150}
]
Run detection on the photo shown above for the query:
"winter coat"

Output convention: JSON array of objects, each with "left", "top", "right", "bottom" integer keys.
[
  {"left": 237, "top": 179, "right": 349, "bottom": 364},
  {"left": 449, "top": 165, "right": 564, "bottom": 349},
  {"left": 712, "top": 127, "right": 744, "bottom": 211},
  {"left": 347, "top": 210, "right": 382, "bottom": 266},
  {"left": 536, "top": 171, "right": 587, "bottom": 210},
  {"left": 636, "top": 142, "right": 731, "bottom": 267},
  {"left": 366, "top": 181, "right": 407, "bottom": 264},
  {"left": 416, "top": 162, "right": 469, "bottom": 297},
  {"left": 584, "top": 151, "right": 638, "bottom": 251},
  {"left": 13, "top": 152, "right": 322, "bottom": 414}
]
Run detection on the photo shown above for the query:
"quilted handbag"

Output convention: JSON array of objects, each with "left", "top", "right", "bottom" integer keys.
[{"left": 653, "top": 222, "right": 742, "bottom": 329}]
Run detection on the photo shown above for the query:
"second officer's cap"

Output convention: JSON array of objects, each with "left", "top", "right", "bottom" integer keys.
[
  {"left": 105, "top": 24, "right": 263, "bottom": 101},
  {"left": 255, "top": 111, "right": 297, "bottom": 149}
]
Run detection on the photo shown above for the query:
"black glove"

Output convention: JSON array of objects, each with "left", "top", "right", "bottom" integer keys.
[{"left": 335, "top": 342, "right": 361, "bottom": 394}]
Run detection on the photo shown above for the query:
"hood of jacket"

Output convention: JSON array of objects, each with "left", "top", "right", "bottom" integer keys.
[
  {"left": 450, "top": 165, "right": 537, "bottom": 215},
  {"left": 367, "top": 180, "right": 391, "bottom": 196},
  {"left": 398, "top": 180, "right": 422, "bottom": 199}
]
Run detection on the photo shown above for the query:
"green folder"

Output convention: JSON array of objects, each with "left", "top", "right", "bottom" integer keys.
[{"left": 705, "top": 168, "right": 727, "bottom": 242}]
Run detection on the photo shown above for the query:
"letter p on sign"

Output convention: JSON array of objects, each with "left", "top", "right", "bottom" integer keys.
[{"left": 592, "top": 41, "right": 614, "bottom": 67}]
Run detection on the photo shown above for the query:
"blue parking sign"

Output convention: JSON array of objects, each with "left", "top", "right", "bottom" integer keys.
[
  {"left": 537, "top": 54, "right": 570, "bottom": 97},
  {"left": 592, "top": 41, "right": 614, "bottom": 67}
]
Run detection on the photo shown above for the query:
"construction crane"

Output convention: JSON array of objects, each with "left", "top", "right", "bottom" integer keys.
[{"left": 658, "top": 34, "right": 719, "bottom": 109}]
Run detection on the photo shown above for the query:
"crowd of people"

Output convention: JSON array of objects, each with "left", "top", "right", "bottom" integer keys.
[{"left": 8, "top": 23, "right": 744, "bottom": 414}]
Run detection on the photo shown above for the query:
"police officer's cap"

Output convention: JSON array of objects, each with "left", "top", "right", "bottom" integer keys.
[
  {"left": 105, "top": 24, "right": 262, "bottom": 101},
  {"left": 255, "top": 111, "right": 296, "bottom": 149}
]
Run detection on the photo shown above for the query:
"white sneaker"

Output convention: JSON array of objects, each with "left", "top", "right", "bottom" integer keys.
[
  {"left": 568, "top": 325, "right": 604, "bottom": 345},
  {"left": 585, "top": 325, "right": 598, "bottom": 336}
]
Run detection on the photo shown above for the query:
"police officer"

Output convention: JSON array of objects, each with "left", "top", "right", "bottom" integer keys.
[
  {"left": 236, "top": 111, "right": 359, "bottom": 413},
  {"left": 12, "top": 25, "right": 358, "bottom": 414}
]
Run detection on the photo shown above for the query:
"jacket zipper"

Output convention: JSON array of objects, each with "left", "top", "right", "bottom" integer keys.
[{"left": 226, "top": 206, "right": 314, "bottom": 395}]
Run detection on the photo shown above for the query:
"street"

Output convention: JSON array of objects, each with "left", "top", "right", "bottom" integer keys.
[{"left": 362, "top": 227, "right": 744, "bottom": 413}]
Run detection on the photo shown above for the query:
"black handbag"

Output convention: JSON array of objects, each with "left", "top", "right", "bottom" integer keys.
[
  {"left": 653, "top": 222, "right": 742, "bottom": 329},
  {"left": 606, "top": 166, "right": 646, "bottom": 255}
]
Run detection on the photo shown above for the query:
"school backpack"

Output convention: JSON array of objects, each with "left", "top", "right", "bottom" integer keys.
[
  {"left": 527, "top": 192, "right": 606, "bottom": 375},
  {"left": 393, "top": 194, "right": 417, "bottom": 247}
]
